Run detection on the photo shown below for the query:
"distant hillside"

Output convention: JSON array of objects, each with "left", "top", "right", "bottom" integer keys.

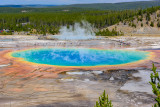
[
  {"left": 107, "top": 7, "right": 160, "bottom": 36},
  {"left": 0, "top": 1, "right": 160, "bottom": 13},
  {"left": 63, "top": 1, "right": 160, "bottom": 10},
  {"left": 0, "top": 7, "right": 96, "bottom": 13},
  {"left": 0, "top": 5, "right": 58, "bottom": 8}
]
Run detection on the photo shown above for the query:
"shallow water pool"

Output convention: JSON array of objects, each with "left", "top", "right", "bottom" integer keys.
[{"left": 11, "top": 48, "right": 150, "bottom": 67}]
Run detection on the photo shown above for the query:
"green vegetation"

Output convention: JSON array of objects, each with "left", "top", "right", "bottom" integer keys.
[
  {"left": 96, "top": 28, "right": 123, "bottom": 36},
  {"left": 95, "top": 90, "right": 113, "bottom": 107},
  {"left": 1, "top": 1, "right": 160, "bottom": 13},
  {"left": 146, "top": 12, "right": 151, "bottom": 21},
  {"left": 65, "top": 1, "right": 160, "bottom": 10},
  {"left": 124, "top": 6, "right": 160, "bottom": 28},
  {"left": 157, "top": 22, "right": 160, "bottom": 27},
  {"left": 150, "top": 21, "right": 154, "bottom": 27},
  {"left": 0, "top": 7, "right": 97, "bottom": 13},
  {"left": 150, "top": 64, "right": 160, "bottom": 107},
  {"left": 0, "top": 31, "right": 12, "bottom": 35},
  {"left": 0, "top": 10, "right": 137, "bottom": 35},
  {"left": 131, "top": 23, "right": 136, "bottom": 28},
  {"left": 0, "top": 6, "right": 159, "bottom": 36},
  {"left": 141, "top": 23, "right": 143, "bottom": 27}
]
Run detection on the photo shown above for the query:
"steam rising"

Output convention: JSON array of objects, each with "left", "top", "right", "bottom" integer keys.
[{"left": 53, "top": 21, "right": 96, "bottom": 40}]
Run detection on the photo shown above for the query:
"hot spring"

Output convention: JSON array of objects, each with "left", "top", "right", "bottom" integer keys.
[{"left": 11, "top": 48, "right": 150, "bottom": 67}]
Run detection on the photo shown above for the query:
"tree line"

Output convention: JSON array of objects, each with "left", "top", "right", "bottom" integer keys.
[{"left": 0, "top": 6, "right": 159, "bottom": 36}]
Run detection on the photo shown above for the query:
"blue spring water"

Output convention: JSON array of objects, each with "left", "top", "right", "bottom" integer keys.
[{"left": 11, "top": 48, "right": 150, "bottom": 67}]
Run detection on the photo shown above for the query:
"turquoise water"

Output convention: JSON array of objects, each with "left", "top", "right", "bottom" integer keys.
[{"left": 12, "top": 48, "right": 150, "bottom": 67}]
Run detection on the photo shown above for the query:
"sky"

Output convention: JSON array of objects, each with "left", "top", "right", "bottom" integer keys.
[{"left": 0, "top": 0, "right": 151, "bottom": 5}]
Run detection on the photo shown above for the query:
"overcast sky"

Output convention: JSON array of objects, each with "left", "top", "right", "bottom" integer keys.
[{"left": 0, "top": 0, "right": 151, "bottom": 5}]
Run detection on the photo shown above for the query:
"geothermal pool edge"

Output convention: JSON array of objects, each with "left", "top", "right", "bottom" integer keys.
[{"left": 5, "top": 47, "right": 154, "bottom": 68}]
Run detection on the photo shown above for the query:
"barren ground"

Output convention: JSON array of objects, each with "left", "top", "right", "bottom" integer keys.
[{"left": 0, "top": 35, "right": 159, "bottom": 107}]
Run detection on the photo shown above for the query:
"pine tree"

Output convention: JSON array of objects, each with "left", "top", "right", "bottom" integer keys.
[
  {"left": 150, "top": 21, "right": 154, "bottom": 27},
  {"left": 149, "top": 64, "right": 160, "bottom": 107},
  {"left": 94, "top": 90, "right": 113, "bottom": 107}
]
